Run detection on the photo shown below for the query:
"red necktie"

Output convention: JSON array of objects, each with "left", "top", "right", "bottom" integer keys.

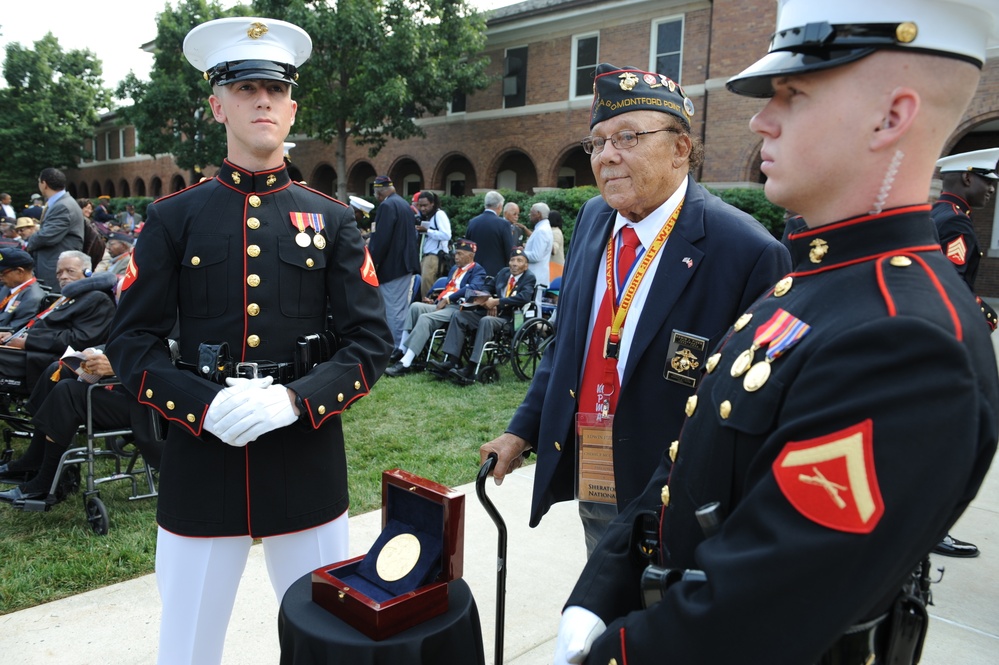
[
  {"left": 505, "top": 275, "right": 516, "bottom": 297},
  {"left": 616, "top": 226, "right": 641, "bottom": 293},
  {"left": 579, "top": 227, "right": 641, "bottom": 415}
]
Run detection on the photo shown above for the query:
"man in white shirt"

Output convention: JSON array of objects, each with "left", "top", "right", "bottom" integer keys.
[
  {"left": 0, "top": 193, "right": 15, "bottom": 222},
  {"left": 522, "top": 202, "right": 554, "bottom": 287}
]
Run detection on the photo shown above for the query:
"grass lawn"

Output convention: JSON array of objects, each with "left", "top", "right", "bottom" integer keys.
[{"left": 0, "top": 370, "right": 530, "bottom": 615}]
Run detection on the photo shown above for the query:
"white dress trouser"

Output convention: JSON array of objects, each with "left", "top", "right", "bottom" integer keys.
[{"left": 155, "top": 513, "right": 349, "bottom": 665}]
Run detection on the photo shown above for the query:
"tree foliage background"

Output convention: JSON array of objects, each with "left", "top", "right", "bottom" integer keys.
[
  {"left": 115, "top": 0, "right": 253, "bottom": 183},
  {"left": 0, "top": 34, "right": 111, "bottom": 206},
  {"left": 252, "top": 0, "right": 492, "bottom": 199},
  {"left": 117, "top": 0, "right": 492, "bottom": 201}
]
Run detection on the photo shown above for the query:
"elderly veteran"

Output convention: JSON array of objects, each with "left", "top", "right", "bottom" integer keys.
[
  {"left": 553, "top": 1, "right": 999, "bottom": 663},
  {"left": 0, "top": 248, "right": 46, "bottom": 330},
  {"left": 385, "top": 238, "right": 487, "bottom": 376},
  {"left": 105, "top": 16, "right": 392, "bottom": 665},
  {"left": 481, "top": 61, "right": 791, "bottom": 554}
]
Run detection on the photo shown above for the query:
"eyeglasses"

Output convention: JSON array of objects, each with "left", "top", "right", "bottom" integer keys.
[{"left": 580, "top": 127, "right": 680, "bottom": 155}]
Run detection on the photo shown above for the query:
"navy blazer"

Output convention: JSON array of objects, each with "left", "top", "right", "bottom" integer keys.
[
  {"left": 466, "top": 210, "right": 514, "bottom": 277},
  {"left": 491, "top": 267, "right": 537, "bottom": 318},
  {"left": 507, "top": 178, "right": 792, "bottom": 526},
  {"left": 368, "top": 193, "right": 419, "bottom": 283},
  {"left": 0, "top": 280, "right": 47, "bottom": 330},
  {"left": 439, "top": 262, "right": 488, "bottom": 305}
]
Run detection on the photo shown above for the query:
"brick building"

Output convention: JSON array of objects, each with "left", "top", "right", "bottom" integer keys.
[{"left": 66, "top": 0, "right": 999, "bottom": 292}]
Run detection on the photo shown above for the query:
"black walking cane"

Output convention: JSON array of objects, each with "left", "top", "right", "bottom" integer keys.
[{"left": 476, "top": 452, "right": 507, "bottom": 665}]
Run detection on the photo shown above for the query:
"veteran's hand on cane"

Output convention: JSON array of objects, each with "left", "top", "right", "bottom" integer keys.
[
  {"left": 553, "top": 606, "right": 606, "bottom": 665},
  {"left": 479, "top": 432, "right": 531, "bottom": 486},
  {"left": 208, "top": 380, "right": 298, "bottom": 446},
  {"left": 203, "top": 376, "right": 273, "bottom": 443}
]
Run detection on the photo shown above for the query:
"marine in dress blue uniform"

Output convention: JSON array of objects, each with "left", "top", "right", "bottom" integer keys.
[
  {"left": 932, "top": 148, "right": 999, "bottom": 332},
  {"left": 554, "top": 1, "right": 999, "bottom": 663},
  {"left": 105, "top": 17, "right": 392, "bottom": 665},
  {"left": 929, "top": 148, "right": 999, "bottom": 558}
]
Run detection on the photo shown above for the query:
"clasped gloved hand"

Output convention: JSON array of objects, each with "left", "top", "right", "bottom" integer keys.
[
  {"left": 204, "top": 376, "right": 298, "bottom": 446},
  {"left": 553, "top": 605, "right": 607, "bottom": 664}
]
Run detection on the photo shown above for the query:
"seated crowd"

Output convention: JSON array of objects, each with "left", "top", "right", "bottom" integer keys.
[
  {"left": 0, "top": 167, "right": 152, "bottom": 508},
  {"left": 385, "top": 242, "right": 538, "bottom": 386}
]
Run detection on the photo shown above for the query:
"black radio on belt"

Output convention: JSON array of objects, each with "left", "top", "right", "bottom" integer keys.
[
  {"left": 295, "top": 330, "right": 338, "bottom": 377},
  {"left": 637, "top": 502, "right": 723, "bottom": 609}
]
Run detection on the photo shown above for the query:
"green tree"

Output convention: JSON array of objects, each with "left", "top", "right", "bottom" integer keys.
[
  {"left": 252, "top": 0, "right": 492, "bottom": 200},
  {"left": 115, "top": 0, "right": 253, "bottom": 182},
  {"left": 0, "top": 35, "right": 111, "bottom": 203}
]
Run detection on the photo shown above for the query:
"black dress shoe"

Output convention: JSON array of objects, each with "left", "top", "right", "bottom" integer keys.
[
  {"left": 449, "top": 365, "right": 476, "bottom": 386},
  {"left": 0, "top": 486, "right": 48, "bottom": 504},
  {"left": 384, "top": 361, "right": 411, "bottom": 377},
  {"left": 933, "top": 534, "right": 980, "bottom": 558},
  {"left": 389, "top": 349, "right": 405, "bottom": 364},
  {"left": 427, "top": 359, "right": 457, "bottom": 378}
]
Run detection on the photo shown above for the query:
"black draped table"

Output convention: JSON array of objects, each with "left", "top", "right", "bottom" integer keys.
[{"left": 278, "top": 575, "right": 485, "bottom": 665}]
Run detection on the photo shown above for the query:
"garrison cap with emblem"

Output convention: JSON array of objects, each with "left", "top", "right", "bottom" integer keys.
[
  {"left": 454, "top": 238, "right": 477, "bottom": 253},
  {"left": 183, "top": 16, "right": 312, "bottom": 86},
  {"left": 510, "top": 246, "right": 526, "bottom": 258},
  {"left": 0, "top": 248, "right": 34, "bottom": 269},
  {"left": 727, "top": 0, "right": 999, "bottom": 97},
  {"left": 590, "top": 62, "right": 694, "bottom": 129},
  {"left": 108, "top": 232, "right": 135, "bottom": 245},
  {"left": 936, "top": 148, "right": 999, "bottom": 180},
  {"left": 373, "top": 175, "right": 393, "bottom": 188}
]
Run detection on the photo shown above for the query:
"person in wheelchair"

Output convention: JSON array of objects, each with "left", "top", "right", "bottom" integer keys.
[
  {"left": 0, "top": 349, "right": 162, "bottom": 504},
  {"left": 428, "top": 247, "right": 537, "bottom": 385},
  {"left": 0, "top": 251, "right": 116, "bottom": 393},
  {"left": 0, "top": 249, "right": 47, "bottom": 331},
  {"left": 385, "top": 238, "right": 487, "bottom": 376}
]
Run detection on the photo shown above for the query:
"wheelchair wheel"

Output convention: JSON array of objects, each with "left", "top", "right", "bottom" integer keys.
[
  {"left": 511, "top": 317, "right": 555, "bottom": 381},
  {"left": 479, "top": 366, "right": 500, "bottom": 384},
  {"left": 85, "top": 496, "right": 110, "bottom": 535}
]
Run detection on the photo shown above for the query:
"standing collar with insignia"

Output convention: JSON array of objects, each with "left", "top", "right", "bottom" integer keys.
[
  {"left": 217, "top": 159, "right": 292, "bottom": 195},
  {"left": 936, "top": 191, "right": 972, "bottom": 217},
  {"left": 787, "top": 205, "right": 940, "bottom": 274}
]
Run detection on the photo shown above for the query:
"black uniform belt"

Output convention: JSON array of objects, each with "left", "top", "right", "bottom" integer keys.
[{"left": 178, "top": 360, "right": 298, "bottom": 385}]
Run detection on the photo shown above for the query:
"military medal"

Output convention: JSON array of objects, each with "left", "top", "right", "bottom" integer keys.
[
  {"left": 289, "top": 211, "right": 327, "bottom": 250},
  {"left": 375, "top": 532, "right": 421, "bottom": 582},
  {"left": 742, "top": 309, "right": 811, "bottom": 392},
  {"left": 743, "top": 360, "right": 771, "bottom": 392}
]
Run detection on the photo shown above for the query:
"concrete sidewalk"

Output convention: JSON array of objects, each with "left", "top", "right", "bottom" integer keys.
[{"left": 1, "top": 461, "right": 997, "bottom": 664}]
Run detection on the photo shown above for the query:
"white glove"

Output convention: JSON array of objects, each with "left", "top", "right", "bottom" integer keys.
[
  {"left": 208, "top": 381, "right": 298, "bottom": 447},
  {"left": 204, "top": 377, "right": 273, "bottom": 442},
  {"left": 553, "top": 606, "right": 607, "bottom": 665}
]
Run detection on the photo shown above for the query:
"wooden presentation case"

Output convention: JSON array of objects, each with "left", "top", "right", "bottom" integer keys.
[{"left": 312, "top": 469, "right": 465, "bottom": 640}]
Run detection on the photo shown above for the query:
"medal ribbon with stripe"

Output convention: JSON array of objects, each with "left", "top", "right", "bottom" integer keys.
[
  {"left": 764, "top": 312, "right": 810, "bottom": 363},
  {"left": 741, "top": 308, "right": 810, "bottom": 392},
  {"left": 289, "top": 211, "right": 309, "bottom": 233}
]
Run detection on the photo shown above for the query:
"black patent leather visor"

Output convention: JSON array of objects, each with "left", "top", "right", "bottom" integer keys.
[
  {"left": 726, "top": 47, "right": 876, "bottom": 97},
  {"left": 207, "top": 59, "right": 299, "bottom": 86}
]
